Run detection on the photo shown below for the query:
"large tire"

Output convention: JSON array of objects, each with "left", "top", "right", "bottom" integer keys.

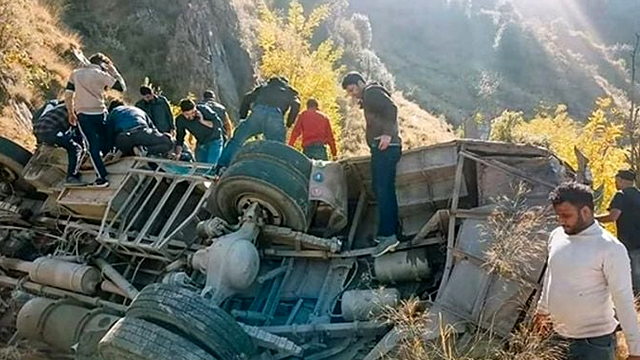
[
  {"left": 0, "top": 136, "right": 36, "bottom": 193},
  {"left": 127, "top": 284, "right": 255, "bottom": 360},
  {"left": 231, "top": 140, "right": 311, "bottom": 181},
  {"left": 98, "top": 317, "right": 217, "bottom": 360},
  {"left": 213, "top": 158, "right": 311, "bottom": 231}
]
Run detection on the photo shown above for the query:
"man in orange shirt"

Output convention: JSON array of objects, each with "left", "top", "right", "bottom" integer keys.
[{"left": 288, "top": 99, "right": 337, "bottom": 160}]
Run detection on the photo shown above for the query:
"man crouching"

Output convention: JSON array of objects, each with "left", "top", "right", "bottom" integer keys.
[{"left": 107, "top": 100, "right": 173, "bottom": 157}]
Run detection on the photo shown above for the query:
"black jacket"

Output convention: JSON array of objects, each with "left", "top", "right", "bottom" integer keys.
[
  {"left": 175, "top": 104, "right": 224, "bottom": 146},
  {"left": 135, "top": 95, "right": 175, "bottom": 133},
  {"left": 361, "top": 83, "right": 401, "bottom": 146},
  {"left": 240, "top": 78, "right": 301, "bottom": 127}
]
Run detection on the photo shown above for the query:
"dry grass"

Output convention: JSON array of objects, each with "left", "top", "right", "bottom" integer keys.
[
  {"left": 340, "top": 92, "right": 455, "bottom": 158},
  {"left": 379, "top": 298, "right": 565, "bottom": 360},
  {"left": 0, "top": 345, "right": 43, "bottom": 360},
  {"left": 0, "top": 0, "right": 78, "bottom": 149},
  {"left": 481, "top": 183, "right": 551, "bottom": 281}
]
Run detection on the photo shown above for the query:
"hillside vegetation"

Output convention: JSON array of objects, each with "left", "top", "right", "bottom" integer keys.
[
  {"left": 349, "top": 0, "right": 640, "bottom": 126},
  {"left": 0, "top": 0, "right": 453, "bottom": 156},
  {"left": 0, "top": 0, "right": 78, "bottom": 149}
]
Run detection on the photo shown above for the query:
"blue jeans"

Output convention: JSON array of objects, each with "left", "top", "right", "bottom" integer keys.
[
  {"left": 303, "top": 144, "right": 328, "bottom": 160},
  {"left": 217, "top": 105, "right": 285, "bottom": 168},
  {"left": 78, "top": 113, "right": 108, "bottom": 179},
  {"left": 370, "top": 144, "right": 402, "bottom": 237},
  {"left": 37, "top": 129, "right": 83, "bottom": 179},
  {"left": 561, "top": 333, "right": 616, "bottom": 360},
  {"left": 195, "top": 138, "right": 223, "bottom": 165}
]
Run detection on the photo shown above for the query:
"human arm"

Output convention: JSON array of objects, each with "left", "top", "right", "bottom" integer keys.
[
  {"left": 323, "top": 114, "right": 338, "bottom": 159},
  {"left": 595, "top": 209, "right": 621, "bottom": 223},
  {"left": 64, "top": 80, "right": 77, "bottom": 126},
  {"left": 286, "top": 95, "right": 301, "bottom": 128},
  {"left": 198, "top": 107, "right": 224, "bottom": 133},
  {"left": 239, "top": 88, "right": 258, "bottom": 119},
  {"left": 364, "top": 88, "right": 397, "bottom": 150},
  {"left": 160, "top": 97, "right": 175, "bottom": 132},
  {"left": 144, "top": 113, "right": 156, "bottom": 130},
  {"left": 103, "top": 62, "right": 126, "bottom": 92},
  {"left": 603, "top": 243, "right": 640, "bottom": 356},
  {"left": 288, "top": 115, "right": 303, "bottom": 147},
  {"left": 174, "top": 117, "right": 186, "bottom": 156},
  {"left": 596, "top": 193, "right": 623, "bottom": 223}
]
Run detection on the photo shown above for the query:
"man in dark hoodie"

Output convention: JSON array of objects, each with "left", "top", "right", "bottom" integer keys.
[
  {"left": 215, "top": 76, "right": 301, "bottom": 171},
  {"left": 342, "top": 72, "right": 402, "bottom": 258},
  {"left": 174, "top": 99, "right": 225, "bottom": 165},
  {"left": 135, "top": 85, "right": 175, "bottom": 135},
  {"left": 199, "top": 90, "right": 233, "bottom": 141}
]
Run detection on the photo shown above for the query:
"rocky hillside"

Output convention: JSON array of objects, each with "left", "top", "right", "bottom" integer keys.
[
  {"left": 61, "top": 0, "right": 255, "bottom": 117},
  {"left": 348, "top": 0, "right": 640, "bottom": 125},
  {"left": 0, "top": 0, "right": 454, "bottom": 154},
  {"left": 0, "top": 0, "right": 79, "bottom": 150}
]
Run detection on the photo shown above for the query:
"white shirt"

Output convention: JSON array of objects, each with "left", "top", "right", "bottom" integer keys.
[{"left": 537, "top": 222, "right": 640, "bottom": 355}]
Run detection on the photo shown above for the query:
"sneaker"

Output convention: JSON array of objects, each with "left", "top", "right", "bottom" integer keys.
[
  {"left": 65, "top": 176, "right": 87, "bottom": 187},
  {"left": 103, "top": 150, "right": 123, "bottom": 164},
  {"left": 133, "top": 147, "right": 147, "bottom": 157},
  {"left": 372, "top": 235, "right": 400, "bottom": 258},
  {"left": 92, "top": 178, "right": 110, "bottom": 188}
]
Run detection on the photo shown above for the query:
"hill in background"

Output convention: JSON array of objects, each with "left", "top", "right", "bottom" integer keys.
[{"left": 349, "top": 0, "right": 640, "bottom": 126}]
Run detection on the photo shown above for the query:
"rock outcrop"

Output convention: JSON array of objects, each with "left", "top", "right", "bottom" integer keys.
[{"left": 63, "top": 0, "right": 255, "bottom": 116}]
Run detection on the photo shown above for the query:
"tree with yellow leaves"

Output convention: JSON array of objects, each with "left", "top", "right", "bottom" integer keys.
[
  {"left": 491, "top": 98, "right": 628, "bottom": 215},
  {"left": 258, "top": 1, "right": 344, "bottom": 150}
]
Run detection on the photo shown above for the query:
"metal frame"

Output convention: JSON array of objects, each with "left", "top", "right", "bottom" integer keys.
[{"left": 96, "top": 158, "right": 215, "bottom": 261}]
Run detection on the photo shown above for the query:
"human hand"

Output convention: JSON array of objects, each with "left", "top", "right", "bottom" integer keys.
[
  {"left": 377, "top": 135, "right": 391, "bottom": 151},
  {"left": 69, "top": 112, "right": 77, "bottom": 126}
]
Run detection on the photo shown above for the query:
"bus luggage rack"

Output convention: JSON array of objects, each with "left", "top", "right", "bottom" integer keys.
[{"left": 97, "top": 158, "right": 215, "bottom": 261}]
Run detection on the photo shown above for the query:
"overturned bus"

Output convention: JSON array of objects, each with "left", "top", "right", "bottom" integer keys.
[{"left": 0, "top": 136, "right": 581, "bottom": 359}]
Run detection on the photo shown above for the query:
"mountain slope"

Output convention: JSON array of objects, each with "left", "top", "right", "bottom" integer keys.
[
  {"left": 349, "top": 0, "right": 639, "bottom": 125},
  {"left": 0, "top": 0, "right": 79, "bottom": 149}
]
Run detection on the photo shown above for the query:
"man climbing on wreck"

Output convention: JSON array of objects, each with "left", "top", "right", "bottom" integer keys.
[
  {"left": 214, "top": 76, "right": 301, "bottom": 174},
  {"left": 342, "top": 72, "right": 402, "bottom": 258}
]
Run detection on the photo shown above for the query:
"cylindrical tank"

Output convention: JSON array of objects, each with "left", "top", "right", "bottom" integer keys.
[
  {"left": 341, "top": 288, "right": 400, "bottom": 321},
  {"left": 17, "top": 297, "right": 92, "bottom": 350},
  {"left": 374, "top": 248, "right": 431, "bottom": 284},
  {"left": 17, "top": 297, "right": 119, "bottom": 354},
  {"left": 30, "top": 258, "right": 100, "bottom": 295}
]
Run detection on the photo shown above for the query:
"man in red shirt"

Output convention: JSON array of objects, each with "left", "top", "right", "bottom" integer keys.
[{"left": 288, "top": 99, "right": 337, "bottom": 160}]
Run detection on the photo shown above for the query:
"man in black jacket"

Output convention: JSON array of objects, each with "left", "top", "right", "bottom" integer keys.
[
  {"left": 342, "top": 71, "right": 402, "bottom": 258},
  {"left": 216, "top": 77, "right": 300, "bottom": 171},
  {"left": 174, "top": 99, "right": 225, "bottom": 165},
  {"left": 199, "top": 90, "right": 233, "bottom": 141},
  {"left": 135, "top": 85, "right": 175, "bottom": 134}
]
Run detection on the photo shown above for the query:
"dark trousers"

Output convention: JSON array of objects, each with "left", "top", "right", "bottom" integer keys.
[
  {"left": 115, "top": 128, "right": 173, "bottom": 156},
  {"left": 303, "top": 143, "right": 328, "bottom": 160},
  {"left": 217, "top": 105, "right": 285, "bottom": 168},
  {"left": 555, "top": 333, "right": 616, "bottom": 360},
  {"left": 78, "top": 113, "right": 108, "bottom": 179},
  {"left": 370, "top": 145, "right": 401, "bottom": 237},
  {"left": 37, "top": 129, "right": 83, "bottom": 179}
]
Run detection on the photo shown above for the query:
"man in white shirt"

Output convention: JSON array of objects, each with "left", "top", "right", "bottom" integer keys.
[
  {"left": 65, "top": 52, "right": 126, "bottom": 187},
  {"left": 536, "top": 182, "right": 640, "bottom": 360}
]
